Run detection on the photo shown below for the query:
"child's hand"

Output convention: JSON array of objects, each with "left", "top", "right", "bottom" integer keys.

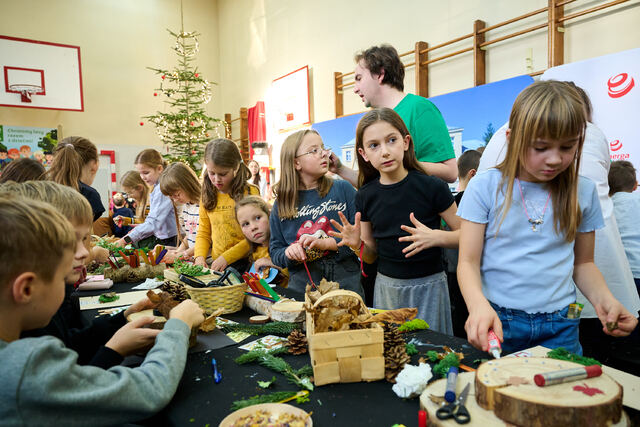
[
  {"left": 161, "top": 249, "right": 181, "bottom": 264},
  {"left": 399, "top": 212, "right": 438, "bottom": 257},
  {"left": 285, "top": 242, "right": 306, "bottom": 262},
  {"left": 329, "top": 211, "right": 361, "bottom": 251},
  {"left": 123, "top": 297, "right": 158, "bottom": 318},
  {"left": 114, "top": 238, "right": 126, "bottom": 248},
  {"left": 465, "top": 302, "right": 503, "bottom": 352},
  {"left": 105, "top": 316, "right": 161, "bottom": 356},
  {"left": 305, "top": 236, "right": 337, "bottom": 252},
  {"left": 169, "top": 300, "right": 205, "bottom": 329},
  {"left": 92, "top": 246, "right": 110, "bottom": 263},
  {"left": 194, "top": 256, "right": 207, "bottom": 267},
  {"left": 210, "top": 255, "right": 228, "bottom": 272},
  {"left": 595, "top": 299, "right": 639, "bottom": 337},
  {"left": 254, "top": 257, "right": 275, "bottom": 273}
]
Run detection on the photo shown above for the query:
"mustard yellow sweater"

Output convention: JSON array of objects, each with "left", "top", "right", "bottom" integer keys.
[{"left": 194, "top": 186, "right": 259, "bottom": 262}]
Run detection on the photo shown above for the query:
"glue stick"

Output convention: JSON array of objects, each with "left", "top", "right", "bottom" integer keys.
[
  {"left": 444, "top": 366, "right": 459, "bottom": 403},
  {"left": 487, "top": 329, "right": 502, "bottom": 359},
  {"left": 534, "top": 365, "right": 602, "bottom": 387}
]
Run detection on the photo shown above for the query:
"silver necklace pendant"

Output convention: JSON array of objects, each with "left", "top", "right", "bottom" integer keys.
[{"left": 529, "top": 218, "right": 543, "bottom": 232}]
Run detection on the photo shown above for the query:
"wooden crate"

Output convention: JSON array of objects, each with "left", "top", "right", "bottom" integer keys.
[{"left": 306, "top": 291, "right": 385, "bottom": 386}]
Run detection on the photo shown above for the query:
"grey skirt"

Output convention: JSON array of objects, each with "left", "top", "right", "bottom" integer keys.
[{"left": 374, "top": 271, "right": 453, "bottom": 335}]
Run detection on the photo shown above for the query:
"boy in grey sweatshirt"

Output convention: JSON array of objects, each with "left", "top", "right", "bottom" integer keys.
[{"left": 0, "top": 196, "right": 205, "bottom": 426}]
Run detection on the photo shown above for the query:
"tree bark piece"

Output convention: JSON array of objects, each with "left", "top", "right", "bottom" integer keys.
[{"left": 475, "top": 357, "right": 622, "bottom": 427}]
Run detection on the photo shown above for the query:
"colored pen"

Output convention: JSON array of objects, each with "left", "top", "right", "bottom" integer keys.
[
  {"left": 211, "top": 358, "right": 222, "bottom": 383},
  {"left": 444, "top": 366, "right": 458, "bottom": 403},
  {"left": 534, "top": 365, "right": 602, "bottom": 387},
  {"left": 156, "top": 248, "right": 168, "bottom": 264},
  {"left": 244, "top": 292, "right": 276, "bottom": 302}
]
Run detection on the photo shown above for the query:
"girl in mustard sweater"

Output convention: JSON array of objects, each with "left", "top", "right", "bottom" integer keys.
[{"left": 194, "top": 139, "right": 258, "bottom": 272}]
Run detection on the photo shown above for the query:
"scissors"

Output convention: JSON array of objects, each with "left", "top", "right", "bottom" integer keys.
[{"left": 436, "top": 382, "right": 471, "bottom": 424}]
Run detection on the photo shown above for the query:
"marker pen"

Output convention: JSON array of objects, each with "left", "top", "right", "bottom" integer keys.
[
  {"left": 487, "top": 329, "right": 502, "bottom": 359},
  {"left": 534, "top": 365, "right": 602, "bottom": 387}
]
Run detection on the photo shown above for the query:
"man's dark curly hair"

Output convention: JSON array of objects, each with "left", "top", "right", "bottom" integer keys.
[{"left": 354, "top": 44, "right": 404, "bottom": 91}]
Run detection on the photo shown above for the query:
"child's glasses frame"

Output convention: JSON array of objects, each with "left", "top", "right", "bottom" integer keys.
[{"left": 295, "top": 146, "right": 331, "bottom": 158}]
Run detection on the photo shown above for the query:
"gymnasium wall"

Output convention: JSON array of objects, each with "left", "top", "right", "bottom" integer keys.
[{"left": 216, "top": 0, "right": 640, "bottom": 124}]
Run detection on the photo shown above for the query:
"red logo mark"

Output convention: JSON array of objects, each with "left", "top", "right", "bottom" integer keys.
[
  {"left": 607, "top": 73, "right": 635, "bottom": 98},
  {"left": 573, "top": 383, "right": 604, "bottom": 397},
  {"left": 610, "top": 140, "right": 623, "bottom": 152}
]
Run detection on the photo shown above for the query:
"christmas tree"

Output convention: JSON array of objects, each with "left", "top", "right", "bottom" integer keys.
[{"left": 143, "top": 29, "right": 225, "bottom": 171}]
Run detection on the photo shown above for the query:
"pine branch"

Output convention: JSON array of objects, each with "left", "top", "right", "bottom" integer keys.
[
  {"left": 230, "top": 391, "right": 299, "bottom": 411},
  {"left": 221, "top": 321, "right": 301, "bottom": 336}
]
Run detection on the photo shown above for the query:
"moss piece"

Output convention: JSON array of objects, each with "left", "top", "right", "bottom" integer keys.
[{"left": 547, "top": 347, "right": 601, "bottom": 366}]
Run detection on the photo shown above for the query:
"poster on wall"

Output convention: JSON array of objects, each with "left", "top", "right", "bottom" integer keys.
[
  {"left": 0, "top": 125, "right": 58, "bottom": 170},
  {"left": 312, "top": 113, "right": 365, "bottom": 169},
  {"left": 541, "top": 48, "right": 639, "bottom": 175}
]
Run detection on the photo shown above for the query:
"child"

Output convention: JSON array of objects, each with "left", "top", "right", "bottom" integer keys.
[
  {"left": 112, "top": 192, "right": 135, "bottom": 237},
  {"left": 248, "top": 159, "right": 269, "bottom": 198},
  {"left": 608, "top": 160, "right": 640, "bottom": 297},
  {"left": 457, "top": 81, "right": 637, "bottom": 355},
  {"left": 45, "top": 136, "right": 105, "bottom": 221},
  {"left": 329, "top": 109, "right": 459, "bottom": 332},
  {"left": 0, "top": 181, "right": 164, "bottom": 367},
  {"left": 0, "top": 196, "right": 205, "bottom": 425},
  {"left": 158, "top": 162, "right": 202, "bottom": 263},
  {"left": 0, "top": 157, "right": 45, "bottom": 184},
  {"left": 269, "top": 130, "right": 363, "bottom": 295},
  {"left": 194, "top": 139, "right": 259, "bottom": 272},
  {"left": 120, "top": 169, "right": 151, "bottom": 223},
  {"left": 115, "top": 149, "right": 178, "bottom": 248},
  {"left": 445, "top": 149, "right": 482, "bottom": 338}
]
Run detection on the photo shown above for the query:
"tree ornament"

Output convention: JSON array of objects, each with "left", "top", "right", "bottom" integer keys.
[
  {"left": 161, "top": 75, "right": 165, "bottom": 80},
  {"left": 190, "top": 121, "right": 195, "bottom": 126},
  {"left": 139, "top": 121, "right": 144, "bottom": 126},
  {"left": 194, "top": 73, "right": 199, "bottom": 77},
  {"left": 287, "top": 330, "right": 308, "bottom": 355},
  {"left": 154, "top": 92, "right": 158, "bottom": 96}
]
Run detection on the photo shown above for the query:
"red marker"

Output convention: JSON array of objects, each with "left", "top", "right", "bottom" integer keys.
[
  {"left": 418, "top": 410, "right": 427, "bottom": 427},
  {"left": 534, "top": 365, "right": 602, "bottom": 387}
]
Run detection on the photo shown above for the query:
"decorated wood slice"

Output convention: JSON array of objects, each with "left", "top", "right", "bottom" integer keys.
[
  {"left": 475, "top": 357, "right": 622, "bottom": 427},
  {"left": 419, "top": 371, "right": 628, "bottom": 427}
]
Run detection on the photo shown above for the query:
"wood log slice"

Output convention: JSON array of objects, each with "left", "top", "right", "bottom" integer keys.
[
  {"left": 270, "top": 299, "right": 305, "bottom": 322},
  {"left": 420, "top": 371, "right": 628, "bottom": 427},
  {"left": 475, "top": 357, "right": 622, "bottom": 427}
]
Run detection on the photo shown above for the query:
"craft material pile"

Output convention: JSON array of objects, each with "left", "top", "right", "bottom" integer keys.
[{"left": 231, "top": 409, "right": 308, "bottom": 427}]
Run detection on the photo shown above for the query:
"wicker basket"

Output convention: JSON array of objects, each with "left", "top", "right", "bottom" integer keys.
[{"left": 185, "top": 282, "right": 247, "bottom": 314}]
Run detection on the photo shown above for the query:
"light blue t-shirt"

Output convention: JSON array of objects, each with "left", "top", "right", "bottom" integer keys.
[
  {"left": 457, "top": 169, "right": 604, "bottom": 313},
  {"left": 611, "top": 191, "right": 640, "bottom": 278}
]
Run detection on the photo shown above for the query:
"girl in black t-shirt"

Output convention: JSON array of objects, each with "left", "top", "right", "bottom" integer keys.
[{"left": 329, "top": 108, "right": 459, "bottom": 334}]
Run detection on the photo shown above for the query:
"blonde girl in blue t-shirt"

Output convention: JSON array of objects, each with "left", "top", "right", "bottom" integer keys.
[
  {"left": 329, "top": 108, "right": 460, "bottom": 333},
  {"left": 457, "top": 81, "right": 637, "bottom": 355}
]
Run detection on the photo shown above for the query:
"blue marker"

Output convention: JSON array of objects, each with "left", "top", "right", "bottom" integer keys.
[
  {"left": 211, "top": 358, "right": 222, "bottom": 384},
  {"left": 444, "top": 366, "right": 458, "bottom": 403}
]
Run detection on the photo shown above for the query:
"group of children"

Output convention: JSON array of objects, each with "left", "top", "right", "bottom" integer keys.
[{"left": 1, "top": 79, "right": 638, "bottom": 424}]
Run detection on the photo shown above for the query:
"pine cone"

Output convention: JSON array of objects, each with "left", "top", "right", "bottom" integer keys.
[
  {"left": 160, "top": 281, "right": 190, "bottom": 302},
  {"left": 383, "top": 323, "right": 405, "bottom": 351},
  {"left": 384, "top": 345, "right": 411, "bottom": 383},
  {"left": 287, "top": 329, "right": 308, "bottom": 355}
]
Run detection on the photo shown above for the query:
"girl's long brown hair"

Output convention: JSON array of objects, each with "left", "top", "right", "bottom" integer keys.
[
  {"left": 496, "top": 80, "right": 587, "bottom": 242},
  {"left": 134, "top": 148, "right": 167, "bottom": 170},
  {"left": 121, "top": 170, "right": 149, "bottom": 220},
  {"left": 158, "top": 162, "right": 202, "bottom": 203},
  {"left": 201, "top": 138, "right": 254, "bottom": 210},
  {"left": 355, "top": 108, "right": 425, "bottom": 188},
  {"left": 273, "top": 129, "right": 333, "bottom": 219},
  {"left": 45, "top": 136, "right": 98, "bottom": 191}
]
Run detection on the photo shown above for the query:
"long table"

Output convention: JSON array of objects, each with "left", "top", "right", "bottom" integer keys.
[{"left": 78, "top": 282, "right": 639, "bottom": 426}]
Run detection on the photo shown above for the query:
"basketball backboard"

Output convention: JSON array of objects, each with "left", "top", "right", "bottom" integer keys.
[{"left": 0, "top": 35, "right": 83, "bottom": 111}]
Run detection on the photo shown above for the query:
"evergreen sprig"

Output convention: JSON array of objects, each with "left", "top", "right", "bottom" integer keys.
[
  {"left": 230, "top": 391, "right": 299, "bottom": 411},
  {"left": 547, "top": 347, "right": 601, "bottom": 366},
  {"left": 221, "top": 321, "right": 301, "bottom": 336},
  {"left": 172, "top": 259, "right": 208, "bottom": 276},
  {"left": 235, "top": 349, "right": 313, "bottom": 391}
]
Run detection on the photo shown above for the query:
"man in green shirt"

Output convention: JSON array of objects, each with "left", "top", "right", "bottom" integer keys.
[{"left": 331, "top": 44, "right": 457, "bottom": 184}]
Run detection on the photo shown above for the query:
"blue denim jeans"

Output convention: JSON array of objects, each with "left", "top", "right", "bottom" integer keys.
[{"left": 490, "top": 302, "right": 582, "bottom": 355}]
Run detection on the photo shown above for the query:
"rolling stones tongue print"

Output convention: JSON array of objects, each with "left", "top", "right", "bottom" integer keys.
[{"left": 296, "top": 216, "right": 331, "bottom": 261}]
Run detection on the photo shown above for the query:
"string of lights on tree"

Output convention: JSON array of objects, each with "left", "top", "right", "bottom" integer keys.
[{"left": 141, "top": 29, "right": 227, "bottom": 170}]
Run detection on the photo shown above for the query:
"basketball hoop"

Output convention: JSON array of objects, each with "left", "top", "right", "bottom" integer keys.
[{"left": 9, "top": 84, "right": 43, "bottom": 103}]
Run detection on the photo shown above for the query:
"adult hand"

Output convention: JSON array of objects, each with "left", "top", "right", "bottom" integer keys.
[
  {"left": 285, "top": 242, "right": 306, "bottom": 262},
  {"left": 210, "top": 255, "right": 228, "bottom": 272},
  {"left": 123, "top": 297, "right": 159, "bottom": 318},
  {"left": 399, "top": 212, "right": 439, "bottom": 257},
  {"left": 595, "top": 299, "right": 639, "bottom": 337},
  {"left": 194, "top": 256, "right": 207, "bottom": 267},
  {"left": 329, "top": 211, "right": 361, "bottom": 251},
  {"left": 170, "top": 300, "right": 205, "bottom": 329},
  {"left": 105, "top": 316, "right": 161, "bottom": 356},
  {"left": 160, "top": 249, "right": 180, "bottom": 264},
  {"left": 465, "top": 302, "right": 503, "bottom": 352}
]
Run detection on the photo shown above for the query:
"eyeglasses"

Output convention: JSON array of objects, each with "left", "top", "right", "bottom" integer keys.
[{"left": 295, "top": 146, "right": 331, "bottom": 158}]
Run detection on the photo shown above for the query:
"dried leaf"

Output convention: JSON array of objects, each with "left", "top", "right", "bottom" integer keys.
[
  {"left": 429, "top": 394, "right": 446, "bottom": 405},
  {"left": 507, "top": 376, "right": 530, "bottom": 386},
  {"left": 199, "top": 308, "right": 225, "bottom": 332},
  {"left": 355, "top": 307, "right": 417, "bottom": 325},
  {"left": 317, "top": 278, "right": 339, "bottom": 294},
  {"left": 147, "top": 290, "right": 179, "bottom": 318}
]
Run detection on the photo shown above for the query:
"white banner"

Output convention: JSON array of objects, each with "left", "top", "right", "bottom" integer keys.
[{"left": 542, "top": 48, "right": 639, "bottom": 176}]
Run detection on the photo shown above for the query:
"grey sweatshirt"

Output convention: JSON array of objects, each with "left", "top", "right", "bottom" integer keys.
[{"left": 0, "top": 318, "right": 190, "bottom": 426}]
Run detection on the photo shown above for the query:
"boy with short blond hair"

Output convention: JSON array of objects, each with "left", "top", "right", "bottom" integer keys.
[{"left": 0, "top": 195, "right": 204, "bottom": 425}]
